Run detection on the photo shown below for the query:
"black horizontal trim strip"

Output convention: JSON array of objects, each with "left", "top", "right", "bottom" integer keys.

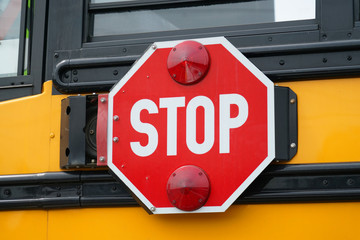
[{"left": 1, "top": 162, "right": 360, "bottom": 210}]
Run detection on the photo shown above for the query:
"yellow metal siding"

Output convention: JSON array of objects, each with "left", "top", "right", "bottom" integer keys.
[{"left": 1, "top": 78, "right": 360, "bottom": 239}]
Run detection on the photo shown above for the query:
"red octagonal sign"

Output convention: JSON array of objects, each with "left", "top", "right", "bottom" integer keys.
[{"left": 108, "top": 37, "right": 275, "bottom": 214}]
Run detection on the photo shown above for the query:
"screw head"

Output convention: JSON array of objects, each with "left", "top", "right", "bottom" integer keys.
[
  {"left": 290, "top": 98, "right": 296, "bottom": 104},
  {"left": 113, "top": 137, "right": 119, "bottom": 142},
  {"left": 152, "top": 45, "right": 157, "bottom": 50},
  {"left": 150, "top": 207, "right": 156, "bottom": 212},
  {"left": 50, "top": 132, "right": 55, "bottom": 138},
  {"left": 99, "top": 156, "right": 105, "bottom": 162},
  {"left": 290, "top": 143, "right": 296, "bottom": 148},
  {"left": 113, "top": 115, "right": 119, "bottom": 121},
  {"left": 100, "top": 97, "right": 106, "bottom": 103}
]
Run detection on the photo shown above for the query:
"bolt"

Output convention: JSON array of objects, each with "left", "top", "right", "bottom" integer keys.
[
  {"left": 347, "top": 178, "right": 355, "bottom": 185},
  {"left": 172, "top": 200, "right": 176, "bottom": 204},
  {"left": 99, "top": 156, "right": 105, "bottom": 162},
  {"left": 199, "top": 199, "right": 203, "bottom": 203},
  {"left": 323, "top": 58, "right": 327, "bottom": 63},
  {"left": 290, "top": 98, "right": 296, "bottom": 104},
  {"left": 4, "top": 189, "right": 11, "bottom": 196},
  {"left": 113, "top": 137, "right": 119, "bottom": 142},
  {"left": 122, "top": 90, "right": 125, "bottom": 93},
  {"left": 150, "top": 207, "right": 156, "bottom": 212},
  {"left": 89, "top": 129, "right": 95, "bottom": 135},
  {"left": 122, "top": 48, "right": 127, "bottom": 53},
  {"left": 322, "top": 34, "right": 327, "bottom": 40},
  {"left": 113, "top": 70, "right": 118, "bottom": 76},
  {"left": 347, "top": 56, "right": 352, "bottom": 61},
  {"left": 54, "top": 53, "right": 59, "bottom": 58},
  {"left": 147, "top": 76, "right": 150, "bottom": 79},
  {"left": 91, "top": 159, "right": 96, "bottom": 163},
  {"left": 199, "top": 46, "right": 203, "bottom": 50},
  {"left": 73, "top": 77, "right": 78, "bottom": 82},
  {"left": 112, "top": 186, "right": 117, "bottom": 191},
  {"left": 290, "top": 143, "right": 296, "bottom": 148},
  {"left": 121, "top": 164, "right": 124, "bottom": 168},
  {"left": 73, "top": 70, "right": 78, "bottom": 75},
  {"left": 57, "top": 193, "right": 61, "bottom": 197},
  {"left": 199, "top": 172, "right": 203, "bottom": 176},
  {"left": 152, "top": 45, "right": 157, "bottom": 50},
  {"left": 172, "top": 74, "right": 176, "bottom": 78},
  {"left": 347, "top": 32, "right": 352, "bottom": 38},
  {"left": 146, "top": 176, "right": 149, "bottom": 180},
  {"left": 323, "top": 179, "right": 328, "bottom": 186},
  {"left": 268, "top": 36, "right": 272, "bottom": 41},
  {"left": 50, "top": 132, "right": 55, "bottom": 138},
  {"left": 100, "top": 97, "right": 106, "bottom": 103},
  {"left": 279, "top": 60, "right": 285, "bottom": 65},
  {"left": 113, "top": 115, "right": 119, "bottom": 121},
  {"left": 173, "top": 173, "right": 176, "bottom": 177},
  {"left": 64, "top": 73, "right": 69, "bottom": 78},
  {"left": 173, "top": 48, "right": 176, "bottom": 52}
]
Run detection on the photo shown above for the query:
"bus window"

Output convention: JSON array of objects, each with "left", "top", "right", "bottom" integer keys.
[
  {"left": 91, "top": 0, "right": 316, "bottom": 38},
  {"left": 0, "top": 0, "right": 22, "bottom": 77}
]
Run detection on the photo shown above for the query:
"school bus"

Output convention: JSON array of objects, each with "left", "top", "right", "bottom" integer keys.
[{"left": 1, "top": 0, "right": 360, "bottom": 239}]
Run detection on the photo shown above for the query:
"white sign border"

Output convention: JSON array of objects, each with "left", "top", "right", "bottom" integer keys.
[{"left": 108, "top": 37, "right": 275, "bottom": 214}]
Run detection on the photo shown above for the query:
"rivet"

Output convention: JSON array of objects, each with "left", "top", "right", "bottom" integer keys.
[
  {"left": 122, "top": 48, "right": 127, "bottom": 53},
  {"left": 91, "top": 159, "right": 96, "bottom": 163},
  {"left": 268, "top": 36, "right": 272, "bottom": 41},
  {"left": 322, "top": 58, "right": 327, "bottom": 63},
  {"left": 54, "top": 53, "right": 59, "bottom": 58},
  {"left": 323, "top": 179, "right": 328, "bottom": 185},
  {"left": 347, "top": 178, "right": 355, "bottom": 185},
  {"left": 113, "top": 137, "right": 119, "bottom": 142},
  {"left": 99, "top": 156, "right": 105, "bottom": 162},
  {"left": 146, "top": 176, "right": 149, "bottom": 180},
  {"left": 113, "top": 70, "right": 118, "bottom": 76},
  {"left": 121, "top": 165, "right": 124, "bottom": 168},
  {"left": 73, "top": 70, "right": 78, "bottom": 75},
  {"left": 150, "top": 207, "right": 156, "bottom": 212},
  {"left": 290, "top": 98, "right": 296, "bottom": 104},
  {"left": 347, "top": 56, "right": 352, "bottom": 61},
  {"left": 57, "top": 193, "right": 61, "bottom": 197},
  {"left": 147, "top": 75, "right": 150, "bottom": 78},
  {"left": 199, "top": 172, "right": 203, "bottom": 176},
  {"left": 73, "top": 77, "right": 78, "bottom": 82},
  {"left": 279, "top": 60, "right": 285, "bottom": 65},
  {"left": 113, "top": 115, "right": 119, "bottom": 121},
  {"left": 347, "top": 32, "right": 352, "bottom": 38},
  {"left": 89, "top": 129, "right": 95, "bottom": 135},
  {"left": 199, "top": 199, "right": 203, "bottom": 203},
  {"left": 100, "top": 97, "right": 106, "bottom": 103},
  {"left": 122, "top": 90, "right": 125, "bottom": 93},
  {"left": 322, "top": 34, "right": 327, "bottom": 40},
  {"left": 173, "top": 173, "right": 176, "bottom": 177},
  {"left": 290, "top": 143, "right": 296, "bottom": 148},
  {"left": 50, "top": 132, "right": 55, "bottom": 138},
  {"left": 172, "top": 74, "right": 176, "bottom": 78},
  {"left": 152, "top": 45, "right": 157, "bottom": 50}
]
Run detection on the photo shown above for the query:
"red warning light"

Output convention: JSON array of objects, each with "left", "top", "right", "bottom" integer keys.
[
  {"left": 167, "top": 165, "right": 210, "bottom": 211},
  {"left": 167, "top": 40, "right": 210, "bottom": 85}
]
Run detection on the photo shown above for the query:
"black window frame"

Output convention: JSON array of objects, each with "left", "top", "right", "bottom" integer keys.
[
  {"left": 0, "top": 0, "right": 47, "bottom": 101},
  {"left": 39, "top": 0, "right": 360, "bottom": 94}
]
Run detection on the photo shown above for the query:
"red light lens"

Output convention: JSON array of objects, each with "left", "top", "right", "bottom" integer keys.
[
  {"left": 167, "top": 165, "right": 210, "bottom": 211},
  {"left": 167, "top": 40, "right": 210, "bottom": 85}
]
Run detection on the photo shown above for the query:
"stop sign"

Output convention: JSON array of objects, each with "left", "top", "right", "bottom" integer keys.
[{"left": 108, "top": 37, "right": 275, "bottom": 214}]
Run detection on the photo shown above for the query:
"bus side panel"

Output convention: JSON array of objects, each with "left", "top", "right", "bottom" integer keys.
[{"left": 47, "top": 204, "right": 360, "bottom": 240}]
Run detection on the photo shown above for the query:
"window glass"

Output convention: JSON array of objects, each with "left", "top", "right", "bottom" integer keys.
[
  {"left": 0, "top": 0, "right": 22, "bottom": 77},
  {"left": 92, "top": 0, "right": 316, "bottom": 37}
]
